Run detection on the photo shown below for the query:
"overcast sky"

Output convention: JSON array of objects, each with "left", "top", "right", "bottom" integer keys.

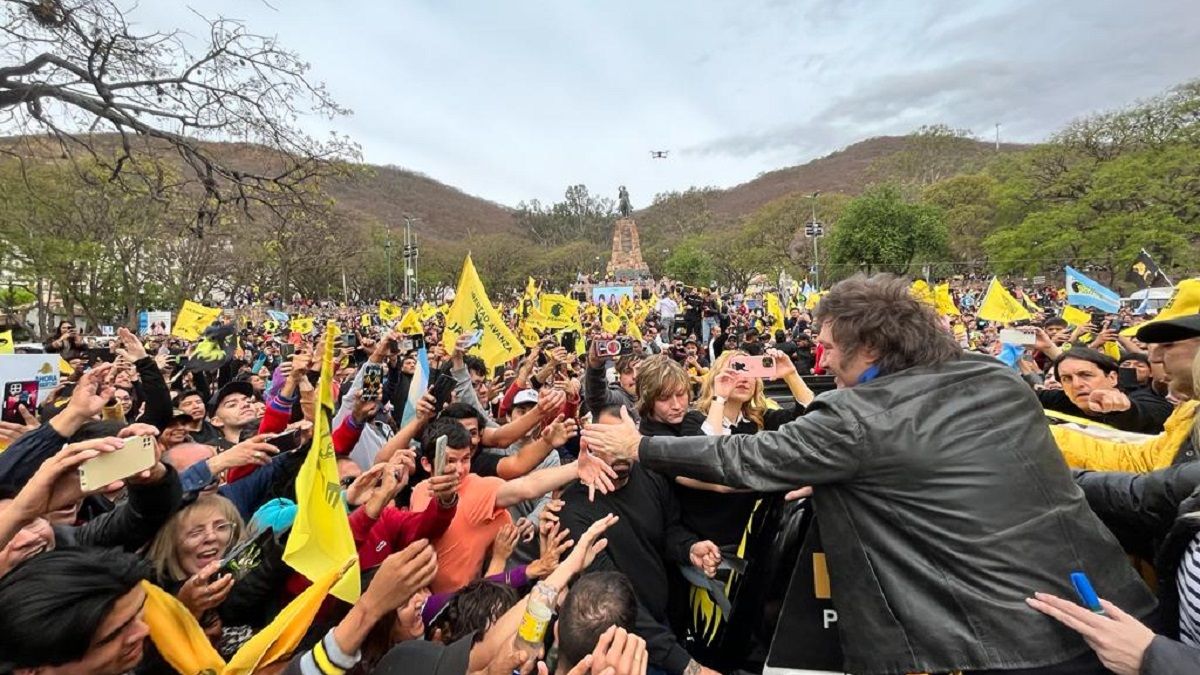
[{"left": 134, "top": 0, "right": 1200, "bottom": 207}]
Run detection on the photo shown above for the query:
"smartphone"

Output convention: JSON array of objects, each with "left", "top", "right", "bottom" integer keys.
[
  {"left": 462, "top": 329, "right": 484, "bottom": 348},
  {"left": 998, "top": 328, "right": 1037, "bottom": 346},
  {"left": 1069, "top": 571, "right": 1104, "bottom": 614},
  {"left": 216, "top": 529, "right": 272, "bottom": 581},
  {"left": 361, "top": 363, "right": 384, "bottom": 401},
  {"left": 429, "top": 372, "right": 457, "bottom": 411},
  {"left": 266, "top": 428, "right": 300, "bottom": 453},
  {"left": 280, "top": 343, "right": 296, "bottom": 359},
  {"left": 1117, "top": 366, "right": 1139, "bottom": 390},
  {"left": 434, "top": 434, "right": 448, "bottom": 477},
  {"left": 559, "top": 331, "right": 577, "bottom": 354},
  {"left": 78, "top": 435, "right": 156, "bottom": 492},
  {"left": 2, "top": 381, "right": 38, "bottom": 424},
  {"left": 1109, "top": 318, "right": 1125, "bottom": 333},
  {"left": 728, "top": 355, "right": 777, "bottom": 379}
]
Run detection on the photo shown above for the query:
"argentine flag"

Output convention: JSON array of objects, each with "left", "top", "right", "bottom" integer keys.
[
  {"left": 1065, "top": 266, "right": 1121, "bottom": 314},
  {"left": 400, "top": 347, "right": 431, "bottom": 427}
]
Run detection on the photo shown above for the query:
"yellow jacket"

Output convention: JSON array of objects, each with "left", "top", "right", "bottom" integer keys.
[{"left": 1050, "top": 400, "right": 1198, "bottom": 472}]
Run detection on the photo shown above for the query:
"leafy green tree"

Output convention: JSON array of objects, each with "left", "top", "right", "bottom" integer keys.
[
  {"left": 826, "top": 184, "right": 948, "bottom": 275},
  {"left": 663, "top": 238, "right": 716, "bottom": 287},
  {"left": 923, "top": 174, "right": 1000, "bottom": 267}
]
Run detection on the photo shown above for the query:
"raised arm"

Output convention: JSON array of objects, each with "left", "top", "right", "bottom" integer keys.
[{"left": 495, "top": 461, "right": 581, "bottom": 508}]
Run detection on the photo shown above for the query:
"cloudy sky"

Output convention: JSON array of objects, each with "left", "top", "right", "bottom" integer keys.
[{"left": 134, "top": 0, "right": 1199, "bottom": 207}]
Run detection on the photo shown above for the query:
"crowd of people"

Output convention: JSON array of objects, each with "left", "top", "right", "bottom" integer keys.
[{"left": 0, "top": 271, "right": 1198, "bottom": 675}]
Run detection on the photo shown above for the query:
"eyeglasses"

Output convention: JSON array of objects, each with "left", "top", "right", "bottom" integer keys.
[{"left": 182, "top": 521, "right": 235, "bottom": 546}]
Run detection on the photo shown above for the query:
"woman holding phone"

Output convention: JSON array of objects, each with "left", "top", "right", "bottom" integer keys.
[{"left": 146, "top": 493, "right": 287, "bottom": 658}]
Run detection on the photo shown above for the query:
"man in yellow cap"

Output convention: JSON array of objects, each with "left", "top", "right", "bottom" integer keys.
[{"left": 1051, "top": 279, "right": 1200, "bottom": 471}]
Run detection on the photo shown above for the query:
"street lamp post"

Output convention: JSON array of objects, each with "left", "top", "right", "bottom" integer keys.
[{"left": 805, "top": 191, "right": 824, "bottom": 289}]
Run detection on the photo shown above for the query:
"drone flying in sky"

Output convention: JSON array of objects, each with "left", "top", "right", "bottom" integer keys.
[{"left": 650, "top": 150, "right": 669, "bottom": 159}]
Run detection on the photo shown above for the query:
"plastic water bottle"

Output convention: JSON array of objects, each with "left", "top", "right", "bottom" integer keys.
[{"left": 513, "top": 582, "right": 557, "bottom": 654}]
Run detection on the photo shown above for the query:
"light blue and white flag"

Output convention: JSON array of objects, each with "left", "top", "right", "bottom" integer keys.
[
  {"left": 400, "top": 347, "right": 430, "bottom": 428},
  {"left": 1065, "top": 266, "right": 1121, "bottom": 314}
]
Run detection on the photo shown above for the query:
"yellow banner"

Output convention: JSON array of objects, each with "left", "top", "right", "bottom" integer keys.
[
  {"left": 442, "top": 255, "right": 526, "bottom": 371},
  {"left": 172, "top": 300, "right": 221, "bottom": 341},
  {"left": 283, "top": 323, "right": 361, "bottom": 603},
  {"left": 0, "top": 330, "right": 13, "bottom": 354}
]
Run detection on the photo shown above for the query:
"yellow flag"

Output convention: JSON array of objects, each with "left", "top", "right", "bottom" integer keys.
[
  {"left": 360, "top": 313, "right": 372, "bottom": 328},
  {"left": 1062, "top": 305, "right": 1092, "bottom": 327},
  {"left": 1100, "top": 341, "right": 1121, "bottom": 361},
  {"left": 977, "top": 278, "right": 1032, "bottom": 324},
  {"left": 910, "top": 280, "right": 936, "bottom": 306},
  {"left": 379, "top": 300, "right": 403, "bottom": 323},
  {"left": 805, "top": 292, "right": 823, "bottom": 310},
  {"left": 141, "top": 580, "right": 224, "bottom": 674},
  {"left": 600, "top": 305, "right": 621, "bottom": 334},
  {"left": 442, "top": 255, "right": 526, "bottom": 371},
  {"left": 935, "top": 283, "right": 960, "bottom": 316},
  {"left": 626, "top": 316, "right": 643, "bottom": 342},
  {"left": 0, "top": 330, "right": 13, "bottom": 354},
  {"left": 224, "top": 558, "right": 357, "bottom": 674},
  {"left": 765, "top": 293, "right": 787, "bottom": 331},
  {"left": 397, "top": 309, "right": 423, "bottom": 335},
  {"left": 141, "top": 557, "right": 355, "bottom": 674},
  {"left": 283, "top": 323, "right": 361, "bottom": 603},
  {"left": 540, "top": 294, "right": 580, "bottom": 330},
  {"left": 1020, "top": 290, "right": 1043, "bottom": 312},
  {"left": 289, "top": 317, "right": 315, "bottom": 334},
  {"left": 172, "top": 300, "right": 221, "bottom": 341}
]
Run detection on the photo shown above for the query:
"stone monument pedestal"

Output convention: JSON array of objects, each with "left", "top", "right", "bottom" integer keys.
[{"left": 606, "top": 217, "right": 651, "bottom": 281}]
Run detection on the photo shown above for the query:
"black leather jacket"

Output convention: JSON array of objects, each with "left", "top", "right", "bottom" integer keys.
[{"left": 638, "top": 353, "right": 1156, "bottom": 674}]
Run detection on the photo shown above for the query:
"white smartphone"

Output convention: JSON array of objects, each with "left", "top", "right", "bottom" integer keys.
[
  {"left": 434, "top": 434, "right": 448, "bottom": 477},
  {"left": 78, "top": 435, "right": 156, "bottom": 492},
  {"left": 999, "top": 328, "right": 1037, "bottom": 346}
]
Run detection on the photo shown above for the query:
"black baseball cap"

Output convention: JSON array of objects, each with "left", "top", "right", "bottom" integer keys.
[{"left": 207, "top": 381, "right": 254, "bottom": 416}]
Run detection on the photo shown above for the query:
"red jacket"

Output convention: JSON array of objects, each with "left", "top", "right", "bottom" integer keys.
[{"left": 349, "top": 498, "right": 457, "bottom": 570}]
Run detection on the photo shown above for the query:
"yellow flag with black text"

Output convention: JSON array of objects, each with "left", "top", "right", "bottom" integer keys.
[
  {"left": 0, "top": 330, "right": 13, "bottom": 354},
  {"left": 978, "top": 278, "right": 1032, "bottom": 324},
  {"left": 283, "top": 323, "right": 360, "bottom": 603},
  {"left": 600, "top": 305, "right": 621, "bottom": 334},
  {"left": 539, "top": 294, "right": 580, "bottom": 330},
  {"left": 172, "top": 300, "right": 222, "bottom": 341},
  {"left": 442, "top": 255, "right": 525, "bottom": 371}
]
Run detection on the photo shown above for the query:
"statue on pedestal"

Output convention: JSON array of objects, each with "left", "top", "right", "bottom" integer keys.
[{"left": 618, "top": 185, "right": 632, "bottom": 218}]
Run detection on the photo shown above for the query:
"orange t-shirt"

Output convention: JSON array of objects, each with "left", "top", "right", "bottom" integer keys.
[{"left": 411, "top": 473, "right": 512, "bottom": 594}]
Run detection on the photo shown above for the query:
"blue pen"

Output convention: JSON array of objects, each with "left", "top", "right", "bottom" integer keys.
[{"left": 1070, "top": 571, "right": 1105, "bottom": 614}]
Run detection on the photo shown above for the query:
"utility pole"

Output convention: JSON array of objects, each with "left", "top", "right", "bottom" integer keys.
[
  {"left": 995, "top": 122, "right": 1001, "bottom": 151},
  {"left": 804, "top": 191, "right": 824, "bottom": 289},
  {"left": 385, "top": 234, "right": 393, "bottom": 299}
]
